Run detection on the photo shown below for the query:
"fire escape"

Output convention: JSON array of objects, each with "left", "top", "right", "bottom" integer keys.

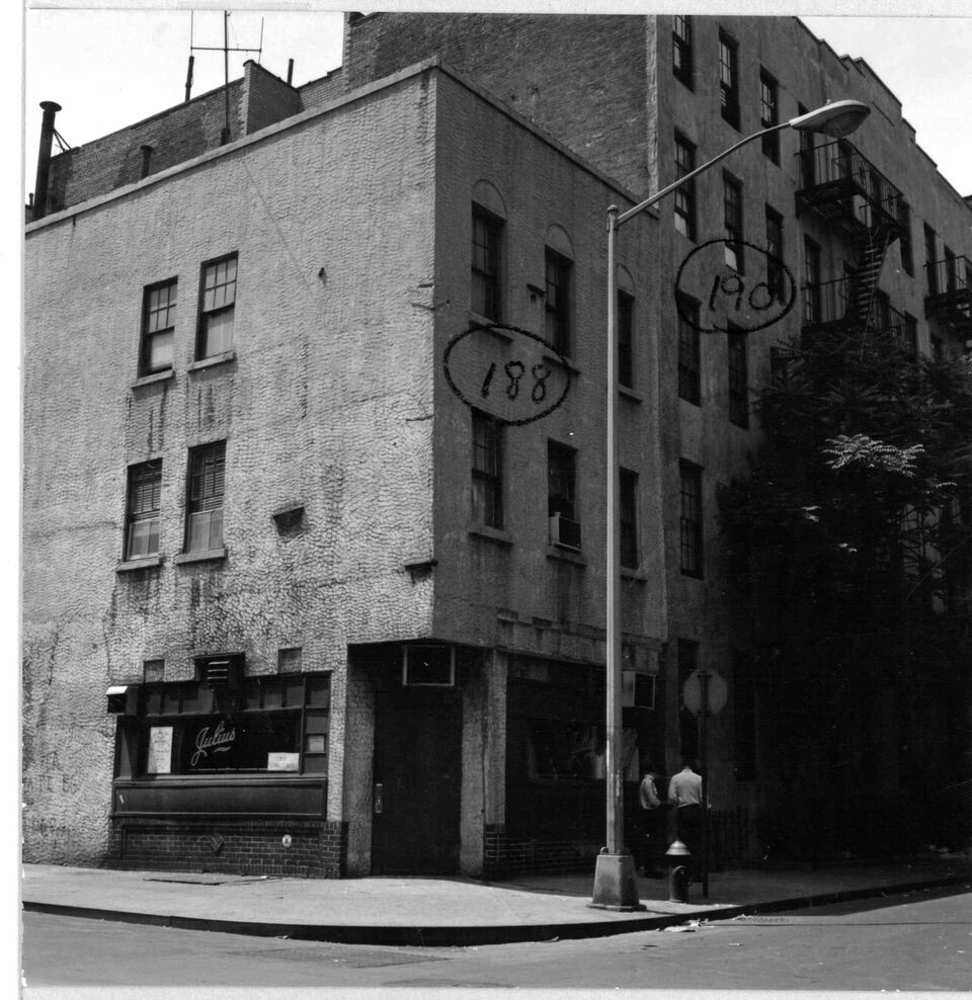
[
  {"left": 796, "top": 138, "right": 907, "bottom": 339},
  {"left": 924, "top": 253, "right": 972, "bottom": 347}
]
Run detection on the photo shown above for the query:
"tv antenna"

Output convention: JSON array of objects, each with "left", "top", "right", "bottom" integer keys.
[{"left": 185, "top": 10, "right": 264, "bottom": 144}]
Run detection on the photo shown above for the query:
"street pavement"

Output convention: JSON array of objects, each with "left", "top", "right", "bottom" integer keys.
[{"left": 21, "top": 854, "right": 971, "bottom": 947}]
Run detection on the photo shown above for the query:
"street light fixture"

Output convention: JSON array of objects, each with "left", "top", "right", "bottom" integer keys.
[{"left": 592, "top": 99, "right": 870, "bottom": 910}]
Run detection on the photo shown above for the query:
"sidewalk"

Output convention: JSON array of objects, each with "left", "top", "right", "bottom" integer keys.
[{"left": 22, "top": 856, "right": 970, "bottom": 947}]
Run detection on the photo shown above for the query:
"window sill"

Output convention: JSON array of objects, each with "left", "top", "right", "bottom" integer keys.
[
  {"left": 468, "top": 313, "right": 511, "bottom": 339},
  {"left": 543, "top": 351, "right": 579, "bottom": 373},
  {"left": 188, "top": 350, "right": 237, "bottom": 373},
  {"left": 173, "top": 547, "right": 227, "bottom": 565},
  {"left": 132, "top": 369, "right": 175, "bottom": 389},
  {"left": 116, "top": 554, "right": 164, "bottom": 573},
  {"left": 547, "top": 544, "right": 586, "bottom": 566},
  {"left": 618, "top": 385, "right": 642, "bottom": 403},
  {"left": 468, "top": 525, "right": 513, "bottom": 546},
  {"left": 621, "top": 566, "right": 648, "bottom": 581}
]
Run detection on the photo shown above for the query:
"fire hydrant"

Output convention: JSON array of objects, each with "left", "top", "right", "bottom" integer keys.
[{"left": 666, "top": 839, "right": 691, "bottom": 903}]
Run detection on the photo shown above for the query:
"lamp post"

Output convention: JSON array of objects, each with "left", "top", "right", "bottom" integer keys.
[{"left": 592, "top": 99, "right": 870, "bottom": 910}]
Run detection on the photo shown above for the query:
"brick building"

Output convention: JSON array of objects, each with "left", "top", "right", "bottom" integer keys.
[{"left": 23, "top": 15, "right": 971, "bottom": 878}]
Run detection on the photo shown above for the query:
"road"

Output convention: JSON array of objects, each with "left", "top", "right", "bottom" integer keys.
[{"left": 22, "top": 885, "right": 971, "bottom": 993}]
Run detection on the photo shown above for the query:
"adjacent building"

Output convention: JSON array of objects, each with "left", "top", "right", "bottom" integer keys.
[{"left": 23, "top": 14, "right": 971, "bottom": 878}]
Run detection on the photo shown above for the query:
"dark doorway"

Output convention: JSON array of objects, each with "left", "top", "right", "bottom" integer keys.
[{"left": 372, "top": 684, "right": 462, "bottom": 874}]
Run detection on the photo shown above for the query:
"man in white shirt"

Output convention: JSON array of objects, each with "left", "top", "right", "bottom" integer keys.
[{"left": 668, "top": 759, "right": 703, "bottom": 879}]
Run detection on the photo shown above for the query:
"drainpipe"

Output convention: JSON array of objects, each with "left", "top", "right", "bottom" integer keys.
[{"left": 33, "top": 101, "right": 61, "bottom": 221}]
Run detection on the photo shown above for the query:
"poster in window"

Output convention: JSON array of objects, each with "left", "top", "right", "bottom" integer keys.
[{"left": 146, "top": 726, "right": 173, "bottom": 774}]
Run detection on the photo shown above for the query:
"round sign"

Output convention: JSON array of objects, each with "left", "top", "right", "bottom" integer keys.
[{"left": 682, "top": 668, "right": 727, "bottom": 716}]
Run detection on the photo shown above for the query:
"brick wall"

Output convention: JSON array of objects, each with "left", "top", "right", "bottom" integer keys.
[
  {"left": 482, "top": 824, "right": 597, "bottom": 880},
  {"left": 109, "top": 818, "right": 348, "bottom": 877},
  {"left": 242, "top": 61, "right": 302, "bottom": 135}
]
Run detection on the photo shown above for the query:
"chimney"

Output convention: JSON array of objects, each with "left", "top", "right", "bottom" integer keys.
[
  {"left": 33, "top": 101, "right": 61, "bottom": 221},
  {"left": 287, "top": 58, "right": 294, "bottom": 86}
]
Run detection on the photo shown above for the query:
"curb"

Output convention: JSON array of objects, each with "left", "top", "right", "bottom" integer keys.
[{"left": 22, "top": 873, "right": 969, "bottom": 947}]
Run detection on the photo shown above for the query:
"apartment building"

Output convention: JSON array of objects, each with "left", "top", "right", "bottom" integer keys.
[{"left": 23, "top": 15, "right": 970, "bottom": 877}]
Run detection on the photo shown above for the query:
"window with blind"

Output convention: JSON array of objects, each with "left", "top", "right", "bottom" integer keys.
[
  {"left": 125, "top": 460, "right": 162, "bottom": 559},
  {"left": 140, "top": 279, "right": 177, "bottom": 375},
  {"left": 197, "top": 254, "right": 238, "bottom": 359},
  {"left": 185, "top": 441, "right": 225, "bottom": 553}
]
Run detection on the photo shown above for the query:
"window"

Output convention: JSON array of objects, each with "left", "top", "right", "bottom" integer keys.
[
  {"left": 680, "top": 460, "right": 703, "bottom": 577},
  {"left": 137, "top": 670, "right": 330, "bottom": 776},
  {"left": 471, "top": 204, "right": 502, "bottom": 319},
  {"left": 924, "top": 224, "right": 938, "bottom": 295},
  {"left": 140, "top": 280, "right": 177, "bottom": 375},
  {"left": 797, "top": 103, "right": 815, "bottom": 187},
  {"left": 764, "top": 206, "right": 784, "bottom": 302},
  {"left": 803, "top": 236, "right": 821, "bottom": 324},
  {"left": 617, "top": 290, "right": 634, "bottom": 388},
  {"left": 620, "top": 468, "right": 638, "bottom": 569},
  {"left": 185, "top": 441, "right": 225, "bottom": 553},
  {"left": 944, "top": 246, "right": 957, "bottom": 292},
  {"left": 672, "top": 15, "right": 693, "bottom": 88},
  {"left": 898, "top": 202, "right": 914, "bottom": 276},
  {"left": 759, "top": 70, "right": 779, "bottom": 163},
  {"left": 904, "top": 312, "right": 918, "bottom": 356},
  {"left": 545, "top": 248, "right": 572, "bottom": 356},
  {"left": 674, "top": 132, "right": 697, "bottom": 240},
  {"left": 727, "top": 326, "right": 749, "bottom": 428},
  {"left": 723, "top": 172, "right": 744, "bottom": 273},
  {"left": 719, "top": 31, "right": 740, "bottom": 129},
  {"left": 677, "top": 293, "right": 701, "bottom": 405},
  {"left": 197, "top": 254, "right": 238, "bottom": 359},
  {"left": 125, "top": 460, "right": 162, "bottom": 559},
  {"left": 472, "top": 410, "right": 503, "bottom": 528},
  {"left": 548, "top": 441, "right": 580, "bottom": 548}
]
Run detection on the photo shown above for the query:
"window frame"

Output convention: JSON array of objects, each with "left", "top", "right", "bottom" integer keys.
[
  {"left": 139, "top": 278, "right": 178, "bottom": 376},
  {"left": 544, "top": 247, "right": 573, "bottom": 357},
  {"left": 184, "top": 441, "right": 226, "bottom": 554},
  {"left": 723, "top": 171, "right": 745, "bottom": 274},
  {"left": 672, "top": 15, "right": 694, "bottom": 89},
  {"left": 719, "top": 30, "right": 740, "bottom": 129},
  {"left": 674, "top": 131, "right": 698, "bottom": 241},
  {"left": 125, "top": 459, "right": 163, "bottom": 560},
  {"left": 924, "top": 224, "right": 938, "bottom": 296},
  {"left": 727, "top": 324, "right": 749, "bottom": 429},
  {"left": 759, "top": 69, "right": 780, "bottom": 163},
  {"left": 471, "top": 203, "right": 503, "bottom": 320},
  {"left": 619, "top": 467, "right": 639, "bottom": 570},
  {"left": 196, "top": 253, "right": 238, "bottom": 360},
  {"left": 803, "top": 235, "right": 822, "bottom": 325},
  {"left": 898, "top": 202, "right": 914, "bottom": 276},
  {"left": 677, "top": 293, "right": 701, "bottom": 405},
  {"left": 548, "top": 439, "right": 580, "bottom": 548},
  {"left": 617, "top": 289, "right": 635, "bottom": 388},
  {"left": 679, "top": 460, "right": 704, "bottom": 578},
  {"left": 471, "top": 409, "right": 503, "bottom": 529},
  {"left": 764, "top": 205, "right": 785, "bottom": 302}
]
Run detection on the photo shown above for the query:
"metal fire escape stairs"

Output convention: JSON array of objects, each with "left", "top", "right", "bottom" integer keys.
[{"left": 846, "top": 222, "right": 897, "bottom": 333}]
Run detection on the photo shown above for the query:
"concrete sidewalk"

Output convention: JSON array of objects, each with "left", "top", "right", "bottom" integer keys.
[{"left": 22, "top": 856, "right": 971, "bottom": 947}]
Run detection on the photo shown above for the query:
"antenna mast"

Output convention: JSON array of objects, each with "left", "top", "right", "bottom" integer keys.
[{"left": 184, "top": 10, "right": 265, "bottom": 143}]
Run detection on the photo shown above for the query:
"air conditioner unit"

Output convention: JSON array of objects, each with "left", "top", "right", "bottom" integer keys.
[
  {"left": 621, "top": 670, "right": 656, "bottom": 710},
  {"left": 106, "top": 685, "right": 139, "bottom": 715},
  {"left": 549, "top": 512, "right": 582, "bottom": 550},
  {"left": 199, "top": 657, "right": 243, "bottom": 689}
]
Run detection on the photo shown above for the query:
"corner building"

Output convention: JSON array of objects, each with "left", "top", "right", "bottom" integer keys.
[
  {"left": 24, "top": 60, "right": 661, "bottom": 877},
  {"left": 24, "top": 15, "right": 971, "bottom": 876}
]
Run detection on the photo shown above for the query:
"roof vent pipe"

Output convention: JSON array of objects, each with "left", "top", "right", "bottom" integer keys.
[
  {"left": 287, "top": 58, "right": 294, "bottom": 86},
  {"left": 33, "top": 101, "right": 61, "bottom": 221}
]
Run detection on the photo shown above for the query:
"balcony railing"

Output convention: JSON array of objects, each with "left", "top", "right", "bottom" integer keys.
[
  {"left": 924, "top": 256, "right": 972, "bottom": 333},
  {"left": 803, "top": 277, "right": 906, "bottom": 339},
  {"left": 795, "top": 140, "right": 906, "bottom": 237}
]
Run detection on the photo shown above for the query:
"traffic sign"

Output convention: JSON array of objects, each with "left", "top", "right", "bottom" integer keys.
[{"left": 682, "top": 668, "right": 727, "bottom": 716}]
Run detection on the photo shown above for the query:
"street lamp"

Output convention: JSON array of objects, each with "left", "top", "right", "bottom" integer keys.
[{"left": 592, "top": 99, "right": 870, "bottom": 910}]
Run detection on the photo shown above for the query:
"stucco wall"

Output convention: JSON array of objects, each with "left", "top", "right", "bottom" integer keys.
[{"left": 23, "top": 70, "right": 439, "bottom": 863}]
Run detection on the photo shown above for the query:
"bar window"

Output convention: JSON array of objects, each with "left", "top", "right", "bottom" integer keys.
[
  {"left": 548, "top": 440, "right": 580, "bottom": 549},
  {"left": 185, "top": 441, "right": 225, "bottom": 553},
  {"left": 620, "top": 467, "right": 639, "bottom": 569},
  {"left": 197, "top": 254, "right": 238, "bottom": 359},
  {"left": 677, "top": 293, "right": 701, "bottom": 405},
  {"left": 727, "top": 325, "right": 749, "bottom": 428},
  {"left": 674, "top": 132, "right": 697, "bottom": 241},
  {"left": 125, "top": 459, "right": 162, "bottom": 559},
  {"left": 472, "top": 410, "right": 503, "bottom": 529},
  {"left": 545, "top": 248, "right": 572, "bottom": 356},
  {"left": 617, "top": 290, "right": 634, "bottom": 388},
  {"left": 723, "top": 172, "right": 744, "bottom": 273},
  {"left": 680, "top": 460, "right": 703, "bottom": 578},
  {"left": 471, "top": 204, "right": 502, "bottom": 320},
  {"left": 719, "top": 30, "right": 740, "bottom": 129},
  {"left": 759, "top": 69, "right": 779, "bottom": 164},
  {"left": 803, "top": 235, "right": 822, "bottom": 325},
  {"left": 140, "top": 279, "right": 177, "bottom": 375},
  {"left": 672, "top": 15, "right": 693, "bottom": 88},
  {"left": 765, "top": 206, "right": 784, "bottom": 302}
]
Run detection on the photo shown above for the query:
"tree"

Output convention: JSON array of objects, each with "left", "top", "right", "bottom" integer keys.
[{"left": 719, "top": 326, "right": 972, "bottom": 858}]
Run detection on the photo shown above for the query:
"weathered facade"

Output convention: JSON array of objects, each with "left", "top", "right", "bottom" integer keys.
[{"left": 24, "top": 15, "right": 971, "bottom": 877}]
